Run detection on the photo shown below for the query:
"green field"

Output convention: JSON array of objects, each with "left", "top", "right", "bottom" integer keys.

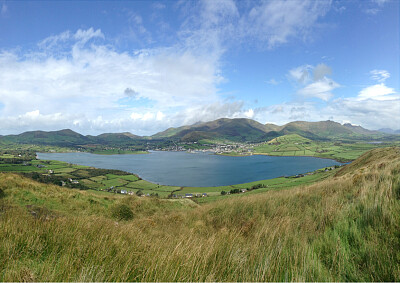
[
  {"left": 252, "top": 134, "right": 395, "bottom": 162},
  {"left": 0, "top": 147, "right": 399, "bottom": 281},
  {"left": 0, "top": 140, "right": 397, "bottom": 203}
]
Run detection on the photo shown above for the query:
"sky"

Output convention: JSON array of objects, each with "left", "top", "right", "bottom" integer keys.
[{"left": 0, "top": 0, "right": 399, "bottom": 135}]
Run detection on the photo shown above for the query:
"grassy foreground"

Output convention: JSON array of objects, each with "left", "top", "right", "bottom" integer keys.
[{"left": 0, "top": 147, "right": 399, "bottom": 281}]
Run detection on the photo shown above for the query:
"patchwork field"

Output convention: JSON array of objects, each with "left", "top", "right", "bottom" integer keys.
[
  {"left": 252, "top": 134, "right": 394, "bottom": 162},
  {"left": 1, "top": 147, "right": 399, "bottom": 281},
  {"left": 0, "top": 145, "right": 341, "bottom": 201}
]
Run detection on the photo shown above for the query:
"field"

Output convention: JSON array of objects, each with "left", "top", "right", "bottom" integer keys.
[
  {"left": 0, "top": 143, "right": 343, "bottom": 201},
  {"left": 0, "top": 147, "right": 399, "bottom": 281},
  {"left": 252, "top": 134, "right": 394, "bottom": 162}
]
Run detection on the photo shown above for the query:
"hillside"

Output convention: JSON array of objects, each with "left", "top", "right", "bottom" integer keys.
[
  {"left": 0, "top": 129, "right": 90, "bottom": 146},
  {"left": 0, "top": 119, "right": 395, "bottom": 147},
  {"left": 0, "top": 129, "right": 143, "bottom": 147},
  {"left": 152, "top": 118, "right": 274, "bottom": 142},
  {"left": 0, "top": 146, "right": 399, "bottom": 281},
  {"left": 153, "top": 119, "right": 389, "bottom": 142}
]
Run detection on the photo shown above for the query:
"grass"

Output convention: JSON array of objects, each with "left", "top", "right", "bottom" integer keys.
[
  {"left": 0, "top": 147, "right": 399, "bottom": 281},
  {"left": 252, "top": 134, "right": 396, "bottom": 162}
]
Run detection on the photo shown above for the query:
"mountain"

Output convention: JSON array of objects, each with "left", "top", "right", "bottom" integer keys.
[
  {"left": 0, "top": 129, "right": 90, "bottom": 146},
  {"left": 275, "top": 120, "right": 377, "bottom": 140},
  {"left": 0, "top": 118, "right": 394, "bottom": 146},
  {"left": 152, "top": 119, "right": 386, "bottom": 142},
  {"left": 343, "top": 123, "right": 380, "bottom": 135},
  {"left": 152, "top": 118, "right": 275, "bottom": 142},
  {"left": 378, "top": 128, "right": 400, "bottom": 134},
  {"left": 0, "top": 129, "right": 143, "bottom": 147}
]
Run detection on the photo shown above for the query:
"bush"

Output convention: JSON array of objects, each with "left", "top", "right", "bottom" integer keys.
[
  {"left": 221, "top": 191, "right": 227, "bottom": 195},
  {"left": 111, "top": 204, "right": 134, "bottom": 221},
  {"left": 0, "top": 188, "right": 4, "bottom": 199}
]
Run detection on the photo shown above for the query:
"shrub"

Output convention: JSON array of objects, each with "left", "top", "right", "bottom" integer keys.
[
  {"left": 0, "top": 188, "right": 4, "bottom": 199},
  {"left": 111, "top": 204, "right": 134, "bottom": 221}
]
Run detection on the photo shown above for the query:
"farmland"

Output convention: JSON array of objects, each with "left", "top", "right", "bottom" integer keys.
[
  {"left": 252, "top": 134, "right": 395, "bottom": 162},
  {"left": 0, "top": 145, "right": 340, "bottom": 201},
  {"left": 1, "top": 146, "right": 399, "bottom": 281}
]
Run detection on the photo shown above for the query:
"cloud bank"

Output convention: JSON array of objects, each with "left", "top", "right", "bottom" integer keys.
[{"left": 0, "top": 1, "right": 398, "bottom": 134}]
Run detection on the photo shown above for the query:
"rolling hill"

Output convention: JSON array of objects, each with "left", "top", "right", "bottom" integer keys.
[
  {"left": 0, "top": 129, "right": 142, "bottom": 147},
  {"left": 0, "top": 129, "right": 90, "bottom": 146},
  {"left": 153, "top": 118, "right": 275, "bottom": 142},
  {"left": 0, "top": 118, "right": 394, "bottom": 146},
  {"left": 152, "top": 119, "right": 389, "bottom": 142}
]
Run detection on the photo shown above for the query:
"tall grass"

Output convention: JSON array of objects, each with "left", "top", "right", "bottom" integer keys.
[{"left": 0, "top": 147, "right": 399, "bottom": 281}]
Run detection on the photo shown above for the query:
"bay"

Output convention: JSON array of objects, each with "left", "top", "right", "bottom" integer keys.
[{"left": 37, "top": 151, "right": 343, "bottom": 187}]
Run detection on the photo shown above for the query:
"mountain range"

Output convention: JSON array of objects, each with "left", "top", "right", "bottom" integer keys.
[{"left": 0, "top": 118, "right": 397, "bottom": 147}]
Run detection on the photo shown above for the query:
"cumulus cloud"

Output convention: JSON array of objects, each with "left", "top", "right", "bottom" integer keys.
[
  {"left": 357, "top": 83, "right": 397, "bottom": 101},
  {"left": 0, "top": 27, "right": 224, "bottom": 134},
  {"left": 289, "top": 63, "right": 340, "bottom": 101}
]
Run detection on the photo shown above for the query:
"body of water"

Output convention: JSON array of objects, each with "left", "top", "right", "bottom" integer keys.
[{"left": 37, "top": 151, "right": 343, "bottom": 187}]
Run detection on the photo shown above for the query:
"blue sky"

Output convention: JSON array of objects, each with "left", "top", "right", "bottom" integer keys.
[{"left": 0, "top": 0, "right": 398, "bottom": 135}]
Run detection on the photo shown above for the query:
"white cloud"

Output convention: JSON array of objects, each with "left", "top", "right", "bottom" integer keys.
[
  {"left": 357, "top": 83, "right": 397, "bottom": 101},
  {"left": 364, "top": 0, "right": 390, "bottom": 14},
  {"left": 370, "top": 69, "right": 390, "bottom": 82},
  {"left": 156, "top": 111, "right": 165, "bottom": 121},
  {"left": 74, "top": 28, "right": 104, "bottom": 44},
  {"left": 289, "top": 63, "right": 340, "bottom": 101},
  {"left": 180, "top": 0, "right": 332, "bottom": 51},
  {"left": 298, "top": 78, "right": 340, "bottom": 101},
  {"left": 0, "top": 28, "right": 223, "bottom": 134},
  {"left": 242, "top": 0, "right": 331, "bottom": 48},
  {"left": 266, "top": 78, "right": 280, "bottom": 85},
  {"left": 252, "top": 93, "right": 400, "bottom": 131},
  {"left": 289, "top": 65, "right": 312, "bottom": 84},
  {"left": 244, "top": 108, "right": 254, "bottom": 119}
]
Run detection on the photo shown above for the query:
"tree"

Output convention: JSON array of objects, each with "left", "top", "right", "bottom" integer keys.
[{"left": 221, "top": 191, "right": 227, "bottom": 195}]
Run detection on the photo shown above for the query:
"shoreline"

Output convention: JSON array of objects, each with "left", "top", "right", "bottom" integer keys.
[{"left": 36, "top": 151, "right": 346, "bottom": 190}]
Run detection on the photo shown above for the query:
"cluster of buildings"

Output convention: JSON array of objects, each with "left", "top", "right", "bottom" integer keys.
[{"left": 172, "top": 193, "right": 207, "bottom": 198}]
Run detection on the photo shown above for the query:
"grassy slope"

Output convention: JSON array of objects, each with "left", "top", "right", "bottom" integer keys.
[
  {"left": 252, "top": 134, "right": 394, "bottom": 162},
  {"left": 0, "top": 147, "right": 399, "bottom": 281}
]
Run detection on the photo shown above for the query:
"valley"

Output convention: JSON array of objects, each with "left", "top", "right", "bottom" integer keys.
[{"left": 0, "top": 146, "right": 399, "bottom": 281}]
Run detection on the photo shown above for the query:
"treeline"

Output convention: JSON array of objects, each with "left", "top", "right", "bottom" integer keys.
[
  {"left": 20, "top": 172, "right": 90, "bottom": 190},
  {"left": 221, "top": 183, "right": 267, "bottom": 195}
]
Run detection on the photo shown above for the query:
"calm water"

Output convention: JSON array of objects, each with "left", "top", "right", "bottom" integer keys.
[{"left": 37, "top": 151, "right": 343, "bottom": 187}]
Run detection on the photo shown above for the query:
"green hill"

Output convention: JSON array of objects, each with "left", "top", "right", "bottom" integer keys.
[
  {"left": 0, "top": 146, "right": 399, "bottom": 281},
  {"left": 0, "top": 130, "right": 143, "bottom": 147},
  {"left": 152, "top": 119, "right": 389, "bottom": 142},
  {"left": 153, "top": 118, "right": 274, "bottom": 142},
  {"left": 0, "top": 129, "right": 90, "bottom": 146},
  {"left": 274, "top": 120, "right": 370, "bottom": 140},
  {"left": 0, "top": 119, "right": 394, "bottom": 147}
]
